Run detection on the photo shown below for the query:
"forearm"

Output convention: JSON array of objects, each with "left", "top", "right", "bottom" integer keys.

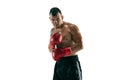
[{"left": 71, "top": 43, "right": 83, "bottom": 54}]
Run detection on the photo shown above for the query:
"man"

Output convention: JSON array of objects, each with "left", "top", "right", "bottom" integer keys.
[{"left": 48, "top": 7, "right": 83, "bottom": 80}]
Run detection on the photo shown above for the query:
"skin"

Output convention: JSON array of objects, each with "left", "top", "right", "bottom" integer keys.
[{"left": 49, "top": 12, "right": 83, "bottom": 57}]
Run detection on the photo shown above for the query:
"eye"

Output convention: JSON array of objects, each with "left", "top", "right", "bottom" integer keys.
[
  {"left": 57, "top": 18, "right": 60, "bottom": 20},
  {"left": 52, "top": 19, "right": 54, "bottom": 21}
]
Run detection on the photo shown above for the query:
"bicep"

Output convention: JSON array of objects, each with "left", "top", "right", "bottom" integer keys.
[{"left": 70, "top": 25, "right": 82, "bottom": 43}]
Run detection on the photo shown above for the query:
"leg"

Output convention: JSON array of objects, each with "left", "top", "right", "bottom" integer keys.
[
  {"left": 64, "top": 61, "right": 82, "bottom": 80},
  {"left": 53, "top": 62, "right": 61, "bottom": 80}
]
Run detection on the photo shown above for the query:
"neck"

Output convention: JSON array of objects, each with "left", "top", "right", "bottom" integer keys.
[{"left": 55, "top": 21, "right": 64, "bottom": 29}]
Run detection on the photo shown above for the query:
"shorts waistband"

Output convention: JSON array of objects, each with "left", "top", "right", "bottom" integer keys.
[{"left": 57, "top": 55, "right": 79, "bottom": 62}]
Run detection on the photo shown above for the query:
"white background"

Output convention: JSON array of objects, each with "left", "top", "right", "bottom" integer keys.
[{"left": 0, "top": 0, "right": 120, "bottom": 80}]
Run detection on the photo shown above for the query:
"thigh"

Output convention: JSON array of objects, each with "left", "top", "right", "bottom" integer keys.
[
  {"left": 53, "top": 62, "right": 61, "bottom": 80},
  {"left": 64, "top": 61, "right": 82, "bottom": 80}
]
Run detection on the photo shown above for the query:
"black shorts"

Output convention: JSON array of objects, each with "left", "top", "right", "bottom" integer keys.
[{"left": 53, "top": 55, "right": 82, "bottom": 80}]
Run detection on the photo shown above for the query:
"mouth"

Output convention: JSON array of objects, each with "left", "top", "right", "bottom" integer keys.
[{"left": 54, "top": 24, "right": 59, "bottom": 27}]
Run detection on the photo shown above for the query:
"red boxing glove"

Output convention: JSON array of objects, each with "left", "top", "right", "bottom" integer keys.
[
  {"left": 52, "top": 47, "right": 72, "bottom": 61},
  {"left": 49, "top": 32, "right": 62, "bottom": 50}
]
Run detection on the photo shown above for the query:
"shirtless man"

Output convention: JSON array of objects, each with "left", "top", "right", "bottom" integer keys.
[{"left": 48, "top": 7, "right": 83, "bottom": 80}]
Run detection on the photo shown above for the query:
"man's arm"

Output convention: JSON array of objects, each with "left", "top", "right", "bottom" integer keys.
[
  {"left": 48, "top": 28, "right": 54, "bottom": 52},
  {"left": 69, "top": 24, "right": 83, "bottom": 54},
  {"left": 48, "top": 28, "right": 62, "bottom": 52}
]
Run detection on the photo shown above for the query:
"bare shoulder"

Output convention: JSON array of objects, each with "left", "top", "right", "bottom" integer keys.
[
  {"left": 64, "top": 22, "right": 80, "bottom": 33},
  {"left": 66, "top": 22, "right": 82, "bottom": 42},
  {"left": 63, "top": 21, "right": 77, "bottom": 28},
  {"left": 50, "top": 28, "right": 54, "bottom": 36}
]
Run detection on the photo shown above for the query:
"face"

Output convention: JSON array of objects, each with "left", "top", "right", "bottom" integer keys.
[{"left": 49, "top": 12, "right": 63, "bottom": 28}]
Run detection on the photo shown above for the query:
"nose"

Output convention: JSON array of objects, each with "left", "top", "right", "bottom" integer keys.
[
  {"left": 54, "top": 20, "right": 57, "bottom": 23},
  {"left": 53, "top": 20, "right": 58, "bottom": 25}
]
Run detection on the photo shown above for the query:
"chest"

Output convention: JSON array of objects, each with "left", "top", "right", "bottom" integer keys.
[{"left": 57, "top": 26, "right": 72, "bottom": 43}]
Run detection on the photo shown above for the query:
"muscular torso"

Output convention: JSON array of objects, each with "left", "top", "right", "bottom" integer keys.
[{"left": 51, "top": 22, "right": 77, "bottom": 56}]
